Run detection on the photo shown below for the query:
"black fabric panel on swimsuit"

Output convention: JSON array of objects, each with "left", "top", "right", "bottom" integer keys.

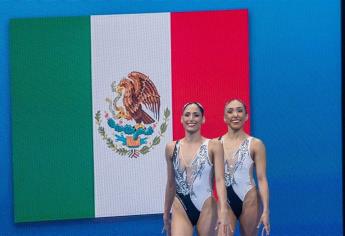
[
  {"left": 227, "top": 185, "right": 243, "bottom": 219},
  {"left": 176, "top": 192, "right": 200, "bottom": 226}
]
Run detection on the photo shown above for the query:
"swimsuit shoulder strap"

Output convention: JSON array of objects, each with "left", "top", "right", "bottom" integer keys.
[{"left": 172, "top": 140, "right": 179, "bottom": 159}]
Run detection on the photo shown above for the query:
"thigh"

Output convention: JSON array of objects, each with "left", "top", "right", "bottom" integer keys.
[
  {"left": 239, "top": 188, "right": 260, "bottom": 236},
  {"left": 171, "top": 197, "right": 194, "bottom": 236},
  {"left": 196, "top": 197, "right": 217, "bottom": 236}
]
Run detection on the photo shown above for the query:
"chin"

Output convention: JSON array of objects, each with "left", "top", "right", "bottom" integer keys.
[
  {"left": 185, "top": 128, "right": 199, "bottom": 133},
  {"left": 230, "top": 126, "right": 243, "bottom": 131}
]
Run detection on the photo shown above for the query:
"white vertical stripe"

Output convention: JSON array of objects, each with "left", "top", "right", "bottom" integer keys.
[{"left": 91, "top": 13, "right": 172, "bottom": 217}]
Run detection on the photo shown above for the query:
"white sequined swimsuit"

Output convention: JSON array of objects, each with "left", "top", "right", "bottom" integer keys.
[
  {"left": 220, "top": 136, "right": 256, "bottom": 218},
  {"left": 172, "top": 139, "right": 213, "bottom": 225},
  {"left": 223, "top": 136, "right": 255, "bottom": 201}
]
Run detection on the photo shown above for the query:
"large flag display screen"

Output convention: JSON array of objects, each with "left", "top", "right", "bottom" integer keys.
[{"left": 10, "top": 10, "right": 249, "bottom": 222}]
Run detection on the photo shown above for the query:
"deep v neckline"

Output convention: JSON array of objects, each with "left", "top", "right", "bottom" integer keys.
[
  {"left": 179, "top": 139, "right": 206, "bottom": 169},
  {"left": 224, "top": 137, "right": 248, "bottom": 162}
]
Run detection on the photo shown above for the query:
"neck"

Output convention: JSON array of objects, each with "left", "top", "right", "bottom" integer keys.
[
  {"left": 225, "top": 128, "right": 246, "bottom": 140},
  {"left": 183, "top": 131, "right": 203, "bottom": 143}
]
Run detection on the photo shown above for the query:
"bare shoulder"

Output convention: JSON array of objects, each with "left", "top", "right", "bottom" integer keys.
[
  {"left": 210, "top": 137, "right": 222, "bottom": 142},
  {"left": 208, "top": 139, "right": 223, "bottom": 158},
  {"left": 251, "top": 137, "right": 265, "bottom": 150},
  {"left": 250, "top": 137, "right": 266, "bottom": 161},
  {"left": 208, "top": 138, "right": 222, "bottom": 150},
  {"left": 165, "top": 141, "right": 177, "bottom": 159}
]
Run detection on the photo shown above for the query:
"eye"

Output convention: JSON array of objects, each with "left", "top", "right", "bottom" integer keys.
[{"left": 227, "top": 109, "right": 233, "bottom": 113}]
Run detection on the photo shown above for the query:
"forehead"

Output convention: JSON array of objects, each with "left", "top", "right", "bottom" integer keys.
[
  {"left": 225, "top": 100, "right": 245, "bottom": 109},
  {"left": 183, "top": 103, "right": 202, "bottom": 113}
]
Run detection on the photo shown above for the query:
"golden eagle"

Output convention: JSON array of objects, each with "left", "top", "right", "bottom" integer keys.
[{"left": 116, "top": 71, "right": 160, "bottom": 124}]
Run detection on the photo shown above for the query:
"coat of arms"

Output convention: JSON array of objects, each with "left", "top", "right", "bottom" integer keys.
[{"left": 95, "top": 71, "right": 170, "bottom": 158}]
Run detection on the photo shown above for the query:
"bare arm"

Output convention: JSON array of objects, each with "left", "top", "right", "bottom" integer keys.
[
  {"left": 211, "top": 139, "right": 227, "bottom": 211},
  {"left": 210, "top": 139, "right": 231, "bottom": 234},
  {"left": 252, "top": 138, "right": 270, "bottom": 235},
  {"left": 163, "top": 142, "right": 176, "bottom": 235}
]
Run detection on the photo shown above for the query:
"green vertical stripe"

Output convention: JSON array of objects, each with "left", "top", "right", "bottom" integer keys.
[{"left": 10, "top": 17, "right": 94, "bottom": 222}]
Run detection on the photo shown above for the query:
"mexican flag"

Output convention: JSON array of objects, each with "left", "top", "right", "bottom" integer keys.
[{"left": 10, "top": 10, "right": 250, "bottom": 222}]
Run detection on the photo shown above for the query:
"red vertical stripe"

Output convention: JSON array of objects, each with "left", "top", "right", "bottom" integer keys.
[{"left": 171, "top": 10, "right": 250, "bottom": 139}]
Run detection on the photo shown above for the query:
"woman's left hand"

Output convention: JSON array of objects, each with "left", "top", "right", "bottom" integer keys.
[
  {"left": 257, "top": 211, "right": 270, "bottom": 235},
  {"left": 216, "top": 209, "right": 233, "bottom": 236}
]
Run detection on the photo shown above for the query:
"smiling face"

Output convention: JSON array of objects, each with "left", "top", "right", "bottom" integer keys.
[
  {"left": 181, "top": 103, "right": 205, "bottom": 134},
  {"left": 224, "top": 99, "right": 248, "bottom": 131}
]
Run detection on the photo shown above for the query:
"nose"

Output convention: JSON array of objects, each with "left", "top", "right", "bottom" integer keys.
[{"left": 186, "top": 114, "right": 198, "bottom": 122}]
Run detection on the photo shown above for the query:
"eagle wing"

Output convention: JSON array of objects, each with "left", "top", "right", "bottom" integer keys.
[{"left": 128, "top": 71, "right": 161, "bottom": 120}]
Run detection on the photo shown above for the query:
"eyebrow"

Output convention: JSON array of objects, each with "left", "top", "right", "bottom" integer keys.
[{"left": 184, "top": 111, "right": 201, "bottom": 114}]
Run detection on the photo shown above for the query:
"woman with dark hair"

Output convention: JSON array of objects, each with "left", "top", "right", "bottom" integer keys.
[
  {"left": 163, "top": 102, "right": 230, "bottom": 236},
  {"left": 219, "top": 99, "right": 270, "bottom": 236}
]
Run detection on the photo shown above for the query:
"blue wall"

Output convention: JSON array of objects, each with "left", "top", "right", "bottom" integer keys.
[{"left": 0, "top": 0, "right": 341, "bottom": 235}]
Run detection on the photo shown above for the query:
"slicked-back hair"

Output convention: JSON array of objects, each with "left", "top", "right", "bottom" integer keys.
[
  {"left": 182, "top": 102, "right": 205, "bottom": 116},
  {"left": 224, "top": 98, "right": 247, "bottom": 114}
]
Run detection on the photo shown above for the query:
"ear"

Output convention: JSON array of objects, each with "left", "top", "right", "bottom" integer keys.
[
  {"left": 245, "top": 113, "right": 249, "bottom": 122},
  {"left": 202, "top": 116, "right": 206, "bottom": 124},
  {"left": 180, "top": 115, "right": 183, "bottom": 124}
]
